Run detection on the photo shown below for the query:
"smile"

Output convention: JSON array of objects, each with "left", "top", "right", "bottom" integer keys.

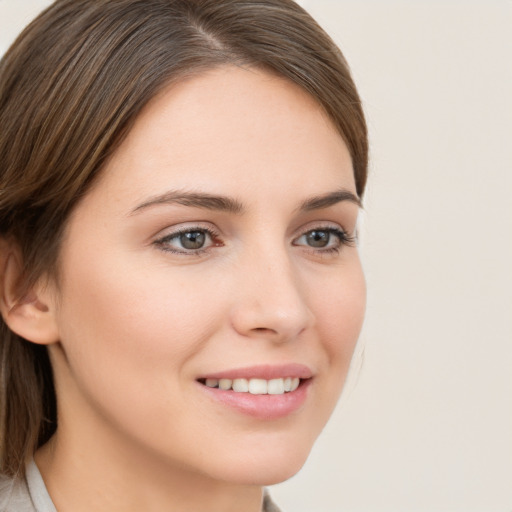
[
  {"left": 199, "top": 377, "right": 301, "bottom": 395},
  {"left": 196, "top": 364, "right": 313, "bottom": 419}
]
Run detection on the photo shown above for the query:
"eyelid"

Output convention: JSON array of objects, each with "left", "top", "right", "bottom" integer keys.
[
  {"left": 153, "top": 223, "right": 221, "bottom": 255},
  {"left": 294, "top": 221, "right": 353, "bottom": 239},
  {"left": 153, "top": 220, "right": 221, "bottom": 240},
  {"left": 292, "top": 223, "right": 357, "bottom": 251}
]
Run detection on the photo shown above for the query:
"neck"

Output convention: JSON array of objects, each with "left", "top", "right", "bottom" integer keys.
[{"left": 35, "top": 427, "right": 264, "bottom": 512}]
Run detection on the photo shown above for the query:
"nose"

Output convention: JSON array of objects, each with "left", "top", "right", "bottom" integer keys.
[{"left": 230, "top": 248, "right": 315, "bottom": 343}]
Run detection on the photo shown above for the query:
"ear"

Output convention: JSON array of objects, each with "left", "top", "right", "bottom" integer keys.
[{"left": 0, "top": 243, "right": 59, "bottom": 345}]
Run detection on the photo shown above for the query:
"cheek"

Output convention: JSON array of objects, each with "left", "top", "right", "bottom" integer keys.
[
  {"left": 52, "top": 251, "right": 233, "bottom": 452},
  {"left": 54, "top": 248, "right": 225, "bottom": 400},
  {"left": 60, "top": 245, "right": 214, "bottom": 340},
  {"left": 315, "top": 259, "right": 366, "bottom": 351},
  {"left": 310, "top": 259, "right": 366, "bottom": 398}
]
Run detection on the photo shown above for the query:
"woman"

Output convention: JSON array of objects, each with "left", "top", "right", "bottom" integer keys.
[{"left": 0, "top": 0, "right": 368, "bottom": 510}]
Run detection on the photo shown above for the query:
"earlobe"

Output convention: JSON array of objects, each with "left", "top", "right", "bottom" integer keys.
[{"left": 0, "top": 247, "right": 59, "bottom": 346}]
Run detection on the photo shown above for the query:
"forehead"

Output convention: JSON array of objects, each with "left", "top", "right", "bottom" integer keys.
[{"left": 89, "top": 65, "right": 355, "bottom": 210}]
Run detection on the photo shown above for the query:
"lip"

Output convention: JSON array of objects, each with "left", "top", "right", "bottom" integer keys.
[
  {"left": 197, "top": 364, "right": 313, "bottom": 420},
  {"left": 198, "top": 363, "right": 314, "bottom": 381}
]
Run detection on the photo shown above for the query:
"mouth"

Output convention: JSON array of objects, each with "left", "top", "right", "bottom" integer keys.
[
  {"left": 197, "top": 376, "right": 303, "bottom": 395},
  {"left": 196, "top": 364, "right": 313, "bottom": 419}
]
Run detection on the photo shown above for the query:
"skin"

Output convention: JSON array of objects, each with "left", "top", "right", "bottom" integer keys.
[{"left": 29, "top": 66, "right": 366, "bottom": 512}]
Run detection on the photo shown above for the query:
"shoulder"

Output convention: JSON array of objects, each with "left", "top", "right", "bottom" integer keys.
[{"left": 0, "top": 473, "right": 37, "bottom": 512}]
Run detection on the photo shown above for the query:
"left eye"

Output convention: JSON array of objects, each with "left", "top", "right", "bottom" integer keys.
[
  {"left": 294, "top": 228, "right": 350, "bottom": 250},
  {"left": 155, "top": 228, "right": 216, "bottom": 253}
]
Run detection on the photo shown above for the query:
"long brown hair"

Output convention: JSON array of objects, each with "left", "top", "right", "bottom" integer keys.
[{"left": 0, "top": 0, "right": 368, "bottom": 477}]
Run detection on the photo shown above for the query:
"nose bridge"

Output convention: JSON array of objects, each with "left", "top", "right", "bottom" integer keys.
[{"left": 231, "top": 239, "right": 314, "bottom": 341}]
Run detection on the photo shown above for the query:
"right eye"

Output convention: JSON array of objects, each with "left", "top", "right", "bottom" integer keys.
[{"left": 154, "top": 227, "right": 220, "bottom": 255}]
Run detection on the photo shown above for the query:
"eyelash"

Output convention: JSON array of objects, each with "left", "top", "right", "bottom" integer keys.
[
  {"left": 294, "top": 226, "right": 356, "bottom": 255},
  {"left": 154, "top": 226, "right": 221, "bottom": 256},
  {"left": 153, "top": 225, "right": 356, "bottom": 256}
]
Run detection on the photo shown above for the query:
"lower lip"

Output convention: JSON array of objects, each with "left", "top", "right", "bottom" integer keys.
[{"left": 198, "top": 380, "right": 311, "bottom": 420}]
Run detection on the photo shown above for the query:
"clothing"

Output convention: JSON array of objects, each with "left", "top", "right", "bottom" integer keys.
[
  {"left": 262, "top": 490, "right": 283, "bottom": 512},
  {"left": 0, "top": 460, "right": 56, "bottom": 512},
  {"left": 0, "top": 460, "right": 282, "bottom": 512}
]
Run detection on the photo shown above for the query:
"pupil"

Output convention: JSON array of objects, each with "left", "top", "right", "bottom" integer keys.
[
  {"left": 306, "top": 230, "right": 329, "bottom": 247},
  {"left": 180, "top": 231, "right": 206, "bottom": 249}
]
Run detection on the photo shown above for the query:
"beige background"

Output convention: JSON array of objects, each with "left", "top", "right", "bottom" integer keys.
[{"left": 1, "top": 1, "right": 511, "bottom": 511}]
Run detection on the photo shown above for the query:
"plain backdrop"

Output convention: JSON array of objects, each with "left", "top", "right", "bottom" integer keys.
[{"left": 1, "top": 1, "right": 511, "bottom": 511}]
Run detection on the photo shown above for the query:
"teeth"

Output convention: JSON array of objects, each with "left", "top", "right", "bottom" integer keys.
[
  {"left": 232, "top": 378, "right": 249, "bottom": 392},
  {"left": 202, "top": 377, "right": 302, "bottom": 395},
  {"left": 267, "top": 378, "right": 285, "bottom": 395},
  {"left": 249, "top": 378, "right": 267, "bottom": 395},
  {"left": 219, "top": 378, "right": 232, "bottom": 390}
]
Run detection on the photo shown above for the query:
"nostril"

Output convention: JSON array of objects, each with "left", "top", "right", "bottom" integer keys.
[{"left": 249, "top": 326, "right": 280, "bottom": 335}]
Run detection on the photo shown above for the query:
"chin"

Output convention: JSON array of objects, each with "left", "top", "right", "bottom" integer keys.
[
  {"left": 210, "top": 437, "right": 314, "bottom": 486},
  {"left": 220, "top": 459, "right": 308, "bottom": 487}
]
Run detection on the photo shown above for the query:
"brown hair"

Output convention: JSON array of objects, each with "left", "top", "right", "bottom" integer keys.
[{"left": 0, "top": 0, "right": 368, "bottom": 476}]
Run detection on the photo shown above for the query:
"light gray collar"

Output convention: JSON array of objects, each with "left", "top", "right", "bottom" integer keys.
[{"left": 25, "top": 459, "right": 57, "bottom": 512}]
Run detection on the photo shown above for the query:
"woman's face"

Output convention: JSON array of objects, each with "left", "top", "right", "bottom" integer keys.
[{"left": 49, "top": 66, "right": 365, "bottom": 485}]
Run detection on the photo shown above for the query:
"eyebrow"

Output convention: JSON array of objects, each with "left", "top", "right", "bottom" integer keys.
[
  {"left": 130, "top": 191, "right": 244, "bottom": 215},
  {"left": 298, "top": 189, "right": 362, "bottom": 211},
  {"left": 130, "top": 188, "right": 361, "bottom": 216}
]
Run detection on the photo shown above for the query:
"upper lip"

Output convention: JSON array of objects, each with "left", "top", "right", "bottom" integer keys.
[{"left": 198, "top": 363, "right": 314, "bottom": 381}]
